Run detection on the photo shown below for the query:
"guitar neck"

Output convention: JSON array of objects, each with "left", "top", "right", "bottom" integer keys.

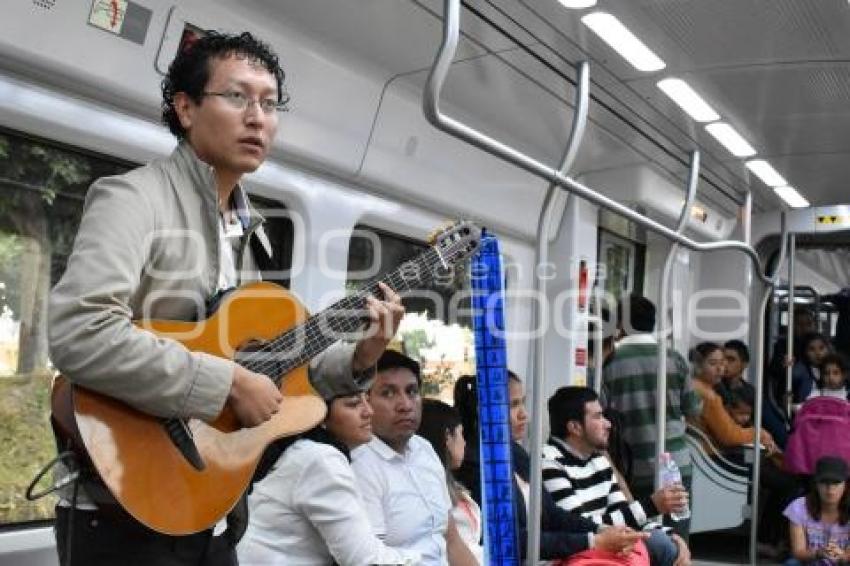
[{"left": 237, "top": 247, "right": 448, "bottom": 381}]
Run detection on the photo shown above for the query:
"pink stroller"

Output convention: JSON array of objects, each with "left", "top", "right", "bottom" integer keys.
[{"left": 785, "top": 396, "right": 850, "bottom": 475}]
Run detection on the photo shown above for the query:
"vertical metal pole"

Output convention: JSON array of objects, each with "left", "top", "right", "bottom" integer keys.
[
  {"left": 785, "top": 235, "right": 796, "bottom": 415},
  {"left": 749, "top": 285, "right": 772, "bottom": 565},
  {"left": 654, "top": 152, "right": 700, "bottom": 489},
  {"left": 528, "top": 60, "right": 589, "bottom": 566}
]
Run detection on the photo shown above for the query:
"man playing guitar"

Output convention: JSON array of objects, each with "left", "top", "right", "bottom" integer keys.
[{"left": 48, "top": 31, "right": 403, "bottom": 566}]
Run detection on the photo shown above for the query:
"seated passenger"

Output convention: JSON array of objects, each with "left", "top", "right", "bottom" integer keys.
[
  {"left": 454, "top": 374, "right": 482, "bottom": 505},
  {"left": 237, "top": 366, "right": 418, "bottom": 565},
  {"left": 784, "top": 456, "right": 850, "bottom": 565},
  {"left": 690, "top": 342, "right": 799, "bottom": 556},
  {"left": 418, "top": 399, "right": 483, "bottom": 564},
  {"left": 350, "top": 350, "right": 477, "bottom": 565},
  {"left": 689, "top": 342, "right": 777, "bottom": 454},
  {"left": 717, "top": 339, "right": 756, "bottom": 426},
  {"left": 806, "top": 353, "right": 849, "bottom": 401},
  {"left": 508, "top": 374, "right": 649, "bottom": 564},
  {"left": 542, "top": 386, "right": 690, "bottom": 566},
  {"left": 792, "top": 333, "right": 832, "bottom": 407},
  {"left": 456, "top": 372, "right": 642, "bottom": 562},
  {"left": 768, "top": 307, "right": 818, "bottom": 404},
  {"left": 720, "top": 339, "right": 789, "bottom": 449}
]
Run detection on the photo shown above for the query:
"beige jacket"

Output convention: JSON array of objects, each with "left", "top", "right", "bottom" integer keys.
[{"left": 49, "top": 143, "right": 355, "bottom": 422}]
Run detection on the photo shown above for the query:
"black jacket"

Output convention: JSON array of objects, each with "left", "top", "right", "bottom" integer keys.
[{"left": 512, "top": 442, "right": 599, "bottom": 560}]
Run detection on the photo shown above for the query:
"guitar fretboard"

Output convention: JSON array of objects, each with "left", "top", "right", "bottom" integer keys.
[{"left": 236, "top": 245, "right": 457, "bottom": 381}]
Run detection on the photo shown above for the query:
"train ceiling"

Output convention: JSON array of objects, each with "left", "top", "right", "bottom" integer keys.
[{"left": 242, "top": 0, "right": 850, "bottom": 214}]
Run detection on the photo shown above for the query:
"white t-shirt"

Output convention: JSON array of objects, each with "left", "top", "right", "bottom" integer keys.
[
  {"left": 238, "top": 438, "right": 418, "bottom": 566},
  {"left": 351, "top": 435, "right": 452, "bottom": 566}
]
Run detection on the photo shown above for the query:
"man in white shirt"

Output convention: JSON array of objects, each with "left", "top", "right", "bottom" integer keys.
[{"left": 351, "top": 350, "right": 477, "bottom": 566}]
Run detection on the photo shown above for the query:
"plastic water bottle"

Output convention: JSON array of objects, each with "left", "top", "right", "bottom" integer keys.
[{"left": 659, "top": 452, "right": 690, "bottom": 521}]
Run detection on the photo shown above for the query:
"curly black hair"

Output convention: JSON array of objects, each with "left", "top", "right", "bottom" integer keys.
[{"left": 161, "top": 30, "right": 288, "bottom": 139}]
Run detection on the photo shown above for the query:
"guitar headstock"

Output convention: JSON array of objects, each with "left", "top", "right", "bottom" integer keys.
[{"left": 428, "top": 220, "right": 482, "bottom": 264}]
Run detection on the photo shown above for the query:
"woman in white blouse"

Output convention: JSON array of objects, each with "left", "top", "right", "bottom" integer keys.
[
  {"left": 418, "top": 399, "right": 483, "bottom": 564},
  {"left": 237, "top": 371, "right": 419, "bottom": 566}
]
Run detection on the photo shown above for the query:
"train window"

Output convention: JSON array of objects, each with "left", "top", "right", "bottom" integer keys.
[
  {"left": 0, "top": 129, "right": 132, "bottom": 526},
  {"left": 347, "top": 225, "right": 474, "bottom": 401}
]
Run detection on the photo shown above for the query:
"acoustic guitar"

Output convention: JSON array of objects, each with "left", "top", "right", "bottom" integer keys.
[{"left": 51, "top": 221, "right": 481, "bottom": 535}]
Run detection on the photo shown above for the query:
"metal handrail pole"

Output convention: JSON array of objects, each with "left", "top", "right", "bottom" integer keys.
[
  {"left": 422, "top": 0, "right": 785, "bottom": 284},
  {"left": 785, "top": 235, "right": 796, "bottom": 415},
  {"left": 527, "top": 60, "right": 590, "bottom": 566},
  {"left": 743, "top": 191, "right": 753, "bottom": 247},
  {"left": 423, "top": 5, "right": 789, "bottom": 564},
  {"left": 749, "top": 286, "right": 772, "bottom": 565},
  {"left": 654, "top": 151, "right": 700, "bottom": 490},
  {"left": 423, "top": 0, "right": 787, "bottom": 286}
]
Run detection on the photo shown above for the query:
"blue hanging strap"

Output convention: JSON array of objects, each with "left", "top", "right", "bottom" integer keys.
[{"left": 471, "top": 231, "right": 519, "bottom": 565}]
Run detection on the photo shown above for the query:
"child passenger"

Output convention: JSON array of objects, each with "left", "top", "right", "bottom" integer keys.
[
  {"left": 807, "top": 354, "right": 849, "bottom": 401},
  {"left": 784, "top": 456, "right": 850, "bottom": 565},
  {"left": 793, "top": 333, "right": 832, "bottom": 406}
]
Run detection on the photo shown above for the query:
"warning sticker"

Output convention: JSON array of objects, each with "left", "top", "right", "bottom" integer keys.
[
  {"left": 817, "top": 215, "right": 850, "bottom": 226},
  {"left": 89, "top": 0, "right": 128, "bottom": 35}
]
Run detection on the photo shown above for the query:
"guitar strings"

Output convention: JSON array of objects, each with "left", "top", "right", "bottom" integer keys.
[
  {"left": 238, "top": 235, "right": 473, "bottom": 380},
  {"left": 243, "top": 248, "right": 442, "bottom": 378}
]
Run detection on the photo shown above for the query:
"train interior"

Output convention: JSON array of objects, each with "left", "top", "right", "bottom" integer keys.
[{"left": 1, "top": 0, "right": 850, "bottom": 564}]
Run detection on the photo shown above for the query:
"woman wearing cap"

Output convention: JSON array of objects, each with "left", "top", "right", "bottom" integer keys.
[
  {"left": 784, "top": 456, "right": 850, "bottom": 565},
  {"left": 236, "top": 371, "right": 419, "bottom": 565}
]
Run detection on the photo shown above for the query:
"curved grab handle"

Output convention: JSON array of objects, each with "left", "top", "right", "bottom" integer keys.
[
  {"left": 423, "top": 0, "right": 788, "bottom": 285},
  {"left": 677, "top": 151, "right": 701, "bottom": 233},
  {"left": 558, "top": 61, "right": 589, "bottom": 177}
]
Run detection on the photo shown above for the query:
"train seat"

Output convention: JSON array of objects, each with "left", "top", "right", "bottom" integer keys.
[{"left": 685, "top": 424, "right": 750, "bottom": 534}]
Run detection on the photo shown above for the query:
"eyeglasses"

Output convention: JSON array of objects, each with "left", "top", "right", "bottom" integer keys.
[{"left": 202, "top": 90, "right": 289, "bottom": 114}]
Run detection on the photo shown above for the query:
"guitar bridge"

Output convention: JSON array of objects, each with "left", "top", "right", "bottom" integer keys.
[{"left": 163, "top": 418, "right": 206, "bottom": 471}]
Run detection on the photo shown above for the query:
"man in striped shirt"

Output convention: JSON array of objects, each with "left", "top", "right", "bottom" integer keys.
[
  {"left": 601, "top": 294, "right": 702, "bottom": 538},
  {"left": 542, "top": 386, "right": 691, "bottom": 566}
]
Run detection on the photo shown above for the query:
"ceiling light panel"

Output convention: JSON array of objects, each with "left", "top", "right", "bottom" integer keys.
[
  {"left": 773, "top": 186, "right": 810, "bottom": 208},
  {"left": 558, "top": 0, "right": 597, "bottom": 8},
  {"left": 656, "top": 78, "right": 720, "bottom": 122},
  {"left": 705, "top": 122, "right": 756, "bottom": 157},
  {"left": 745, "top": 160, "right": 788, "bottom": 187},
  {"left": 581, "top": 12, "right": 666, "bottom": 72}
]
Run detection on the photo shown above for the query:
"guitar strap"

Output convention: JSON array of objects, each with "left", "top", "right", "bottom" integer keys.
[{"left": 470, "top": 232, "right": 520, "bottom": 566}]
